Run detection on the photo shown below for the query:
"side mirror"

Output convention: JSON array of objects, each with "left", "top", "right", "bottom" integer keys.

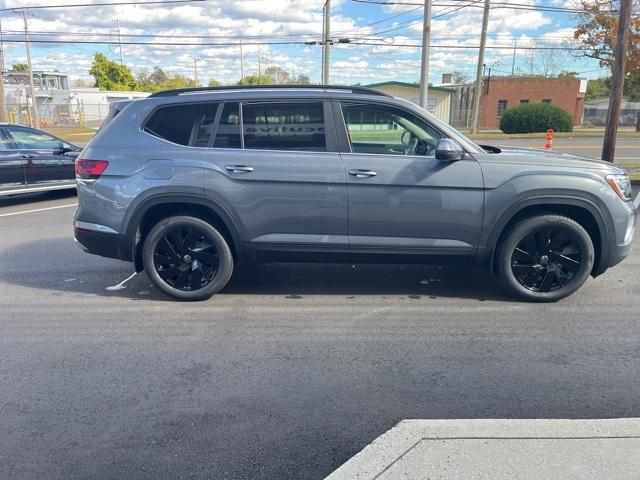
[
  {"left": 55, "top": 142, "right": 74, "bottom": 155},
  {"left": 435, "top": 138, "right": 465, "bottom": 162}
]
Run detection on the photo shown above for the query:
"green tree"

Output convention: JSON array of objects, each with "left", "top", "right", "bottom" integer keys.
[
  {"left": 264, "top": 65, "right": 291, "bottom": 84},
  {"left": 10, "top": 63, "right": 28, "bottom": 72},
  {"left": 208, "top": 79, "right": 222, "bottom": 87},
  {"left": 89, "top": 53, "right": 137, "bottom": 91},
  {"left": 294, "top": 74, "right": 311, "bottom": 85},
  {"left": 585, "top": 78, "right": 610, "bottom": 100},
  {"left": 236, "top": 74, "right": 274, "bottom": 85},
  {"left": 452, "top": 71, "right": 470, "bottom": 84},
  {"left": 558, "top": 71, "right": 579, "bottom": 78},
  {"left": 149, "top": 66, "right": 168, "bottom": 85}
]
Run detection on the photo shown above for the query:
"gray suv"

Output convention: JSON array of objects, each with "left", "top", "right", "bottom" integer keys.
[{"left": 74, "top": 85, "right": 636, "bottom": 301}]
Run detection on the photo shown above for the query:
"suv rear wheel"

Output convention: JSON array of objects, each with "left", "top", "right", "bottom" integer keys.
[
  {"left": 142, "top": 215, "right": 233, "bottom": 301},
  {"left": 497, "top": 214, "right": 594, "bottom": 302}
]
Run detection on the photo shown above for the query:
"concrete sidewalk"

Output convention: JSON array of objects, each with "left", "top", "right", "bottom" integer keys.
[{"left": 326, "top": 419, "right": 640, "bottom": 479}]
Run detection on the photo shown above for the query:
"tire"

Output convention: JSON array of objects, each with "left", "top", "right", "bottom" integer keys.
[
  {"left": 142, "top": 215, "right": 234, "bottom": 301},
  {"left": 496, "top": 214, "right": 594, "bottom": 302}
]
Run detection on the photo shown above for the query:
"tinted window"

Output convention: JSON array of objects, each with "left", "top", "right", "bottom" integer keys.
[
  {"left": 0, "top": 130, "right": 15, "bottom": 149},
  {"left": 144, "top": 103, "right": 218, "bottom": 147},
  {"left": 8, "top": 127, "right": 60, "bottom": 150},
  {"left": 213, "top": 103, "right": 241, "bottom": 149},
  {"left": 341, "top": 103, "right": 442, "bottom": 157},
  {"left": 497, "top": 100, "right": 508, "bottom": 117},
  {"left": 242, "top": 102, "right": 325, "bottom": 152}
]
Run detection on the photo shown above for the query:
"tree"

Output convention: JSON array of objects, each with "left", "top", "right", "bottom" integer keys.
[
  {"left": 10, "top": 63, "right": 28, "bottom": 72},
  {"left": 574, "top": 0, "right": 640, "bottom": 99},
  {"left": 89, "top": 53, "right": 137, "bottom": 91},
  {"left": 236, "top": 74, "right": 274, "bottom": 85},
  {"left": 264, "top": 65, "right": 291, "bottom": 84},
  {"left": 72, "top": 78, "right": 90, "bottom": 88},
  {"left": 294, "top": 74, "right": 311, "bottom": 85},
  {"left": 208, "top": 79, "right": 222, "bottom": 87},
  {"left": 558, "top": 71, "right": 579, "bottom": 78},
  {"left": 574, "top": 0, "right": 639, "bottom": 71},
  {"left": 149, "top": 66, "right": 168, "bottom": 85},
  {"left": 585, "top": 78, "right": 611, "bottom": 99},
  {"left": 522, "top": 40, "right": 573, "bottom": 77},
  {"left": 452, "top": 71, "right": 470, "bottom": 84}
]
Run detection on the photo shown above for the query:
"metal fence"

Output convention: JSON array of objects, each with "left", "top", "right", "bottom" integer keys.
[{"left": 5, "top": 102, "right": 112, "bottom": 128}]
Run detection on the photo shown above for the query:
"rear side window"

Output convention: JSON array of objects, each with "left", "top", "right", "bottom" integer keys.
[
  {"left": 213, "top": 103, "right": 241, "bottom": 149},
  {"left": 242, "top": 102, "right": 326, "bottom": 152},
  {"left": 144, "top": 103, "right": 218, "bottom": 147}
]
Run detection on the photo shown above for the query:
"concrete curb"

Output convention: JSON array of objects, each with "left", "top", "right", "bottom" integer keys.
[{"left": 326, "top": 419, "right": 640, "bottom": 479}]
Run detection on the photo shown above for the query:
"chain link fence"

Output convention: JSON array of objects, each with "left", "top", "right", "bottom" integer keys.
[{"left": 5, "top": 102, "right": 112, "bottom": 128}]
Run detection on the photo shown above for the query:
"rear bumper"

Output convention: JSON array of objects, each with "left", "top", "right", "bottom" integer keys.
[{"left": 74, "top": 227, "right": 129, "bottom": 261}]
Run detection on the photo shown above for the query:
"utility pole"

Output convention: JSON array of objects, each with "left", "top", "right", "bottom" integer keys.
[
  {"left": 470, "top": 0, "right": 490, "bottom": 134},
  {"left": 257, "top": 45, "right": 261, "bottom": 76},
  {"left": 322, "top": 0, "right": 330, "bottom": 84},
  {"left": 0, "top": 19, "right": 6, "bottom": 123},
  {"left": 602, "top": 0, "right": 632, "bottom": 163},
  {"left": 192, "top": 56, "right": 199, "bottom": 87},
  {"left": 239, "top": 41, "right": 244, "bottom": 82},
  {"left": 115, "top": 19, "right": 124, "bottom": 65},
  {"left": 20, "top": 9, "right": 39, "bottom": 128},
  {"left": 418, "top": 0, "right": 432, "bottom": 109},
  {"left": 511, "top": 41, "right": 517, "bottom": 75}
]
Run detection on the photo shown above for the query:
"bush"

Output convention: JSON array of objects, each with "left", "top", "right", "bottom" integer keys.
[{"left": 499, "top": 102, "right": 574, "bottom": 134}]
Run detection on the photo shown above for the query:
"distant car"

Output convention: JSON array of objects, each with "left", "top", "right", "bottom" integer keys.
[
  {"left": 0, "top": 123, "right": 81, "bottom": 196},
  {"left": 74, "top": 86, "right": 635, "bottom": 302}
]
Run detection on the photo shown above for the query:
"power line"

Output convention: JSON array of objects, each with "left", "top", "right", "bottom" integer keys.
[
  {"left": 351, "top": 0, "right": 613, "bottom": 14},
  {"left": 0, "top": 0, "right": 205, "bottom": 13}
]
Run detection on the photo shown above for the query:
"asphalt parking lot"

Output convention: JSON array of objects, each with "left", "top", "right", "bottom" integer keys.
[{"left": 1, "top": 190, "right": 639, "bottom": 480}]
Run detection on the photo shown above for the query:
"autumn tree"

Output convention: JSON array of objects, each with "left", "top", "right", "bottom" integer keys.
[{"left": 574, "top": 0, "right": 640, "bottom": 98}]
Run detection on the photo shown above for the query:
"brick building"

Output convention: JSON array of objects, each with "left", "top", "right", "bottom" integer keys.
[{"left": 449, "top": 76, "right": 588, "bottom": 130}]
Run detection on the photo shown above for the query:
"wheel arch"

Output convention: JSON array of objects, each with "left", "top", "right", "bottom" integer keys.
[
  {"left": 124, "top": 193, "right": 246, "bottom": 272},
  {"left": 485, "top": 195, "right": 613, "bottom": 277}
]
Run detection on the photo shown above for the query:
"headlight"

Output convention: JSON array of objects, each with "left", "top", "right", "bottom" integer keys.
[{"left": 606, "top": 174, "right": 632, "bottom": 201}]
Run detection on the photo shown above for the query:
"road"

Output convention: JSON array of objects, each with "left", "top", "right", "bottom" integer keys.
[
  {"left": 483, "top": 136, "right": 639, "bottom": 162},
  {"left": 1, "top": 191, "right": 639, "bottom": 480}
]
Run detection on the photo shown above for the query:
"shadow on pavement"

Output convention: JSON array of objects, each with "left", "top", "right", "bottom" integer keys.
[{"left": 0, "top": 237, "right": 514, "bottom": 301}]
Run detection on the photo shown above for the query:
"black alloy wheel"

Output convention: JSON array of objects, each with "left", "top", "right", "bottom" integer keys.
[
  {"left": 511, "top": 226, "right": 582, "bottom": 293},
  {"left": 153, "top": 225, "right": 219, "bottom": 291},
  {"left": 497, "top": 215, "right": 594, "bottom": 302},
  {"left": 143, "top": 216, "right": 234, "bottom": 301}
]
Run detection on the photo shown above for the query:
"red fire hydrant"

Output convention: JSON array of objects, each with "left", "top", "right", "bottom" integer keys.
[{"left": 544, "top": 129, "right": 554, "bottom": 150}]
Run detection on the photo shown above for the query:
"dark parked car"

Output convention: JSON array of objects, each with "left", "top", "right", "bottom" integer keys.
[
  {"left": 74, "top": 86, "right": 635, "bottom": 302},
  {"left": 0, "top": 123, "right": 81, "bottom": 196}
]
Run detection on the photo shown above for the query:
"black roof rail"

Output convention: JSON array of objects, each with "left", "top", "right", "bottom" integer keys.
[{"left": 148, "top": 84, "right": 391, "bottom": 98}]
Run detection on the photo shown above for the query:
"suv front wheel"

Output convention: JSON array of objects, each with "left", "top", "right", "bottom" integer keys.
[
  {"left": 142, "top": 215, "right": 234, "bottom": 301},
  {"left": 497, "top": 214, "right": 594, "bottom": 302}
]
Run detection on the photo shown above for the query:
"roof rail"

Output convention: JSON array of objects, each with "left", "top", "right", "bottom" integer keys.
[{"left": 148, "top": 84, "right": 391, "bottom": 98}]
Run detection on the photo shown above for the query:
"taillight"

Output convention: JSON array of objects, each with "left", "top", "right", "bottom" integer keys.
[{"left": 75, "top": 159, "right": 109, "bottom": 179}]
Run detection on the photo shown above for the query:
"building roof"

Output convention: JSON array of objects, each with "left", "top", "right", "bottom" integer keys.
[{"left": 363, "top": 81, "right": 455, "bottom": 94}]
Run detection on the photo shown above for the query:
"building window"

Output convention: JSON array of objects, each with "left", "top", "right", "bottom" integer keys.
[
  {"left": 520, "top": 99, "right": 529, "bottom": 104},
  {"left": 497, "top": 100, "right": 508, "bottom": 117},
  {"left": 542, "top": 99, "right": 552, "bottom": 104}
]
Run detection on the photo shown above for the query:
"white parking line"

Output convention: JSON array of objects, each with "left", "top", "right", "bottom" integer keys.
[{"left": 0, "top": 203, "right": 77, "bottom": 218}]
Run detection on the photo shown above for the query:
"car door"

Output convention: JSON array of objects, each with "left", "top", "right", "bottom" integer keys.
[
  {"left": 335, "top": 100, "right": 484, "bottom": 257},
  {"left": 203, "top": 100, "right": 348, "bottom": 254},
  {"left": 0, "top": 128, "right": 26, "bottom": 193},
  {"left": 6, "top": 126, "right": 76, "bottom": 186}
]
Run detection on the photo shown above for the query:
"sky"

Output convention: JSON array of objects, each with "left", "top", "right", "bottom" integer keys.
[{"left": 0, "top": 0, "right": 608, "bottom": 88}]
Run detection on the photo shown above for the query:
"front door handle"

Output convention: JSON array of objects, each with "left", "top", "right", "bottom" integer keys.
[
  {"left": 348, "top": 169, "right": 377, "bottom": 178},
  {"left": 21, "top": 154, "right": 35, "bottom": 159},
  {"left": 225, "top": 165, "right": 254, "bottom": 173}
]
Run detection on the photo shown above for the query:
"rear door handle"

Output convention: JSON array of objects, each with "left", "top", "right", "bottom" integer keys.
[
  {"left": 348, "top": 169, "right": 377, "bottom": 178},
  {"left": 225, "top": 165, "right": 254, "bottom": 173}
]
